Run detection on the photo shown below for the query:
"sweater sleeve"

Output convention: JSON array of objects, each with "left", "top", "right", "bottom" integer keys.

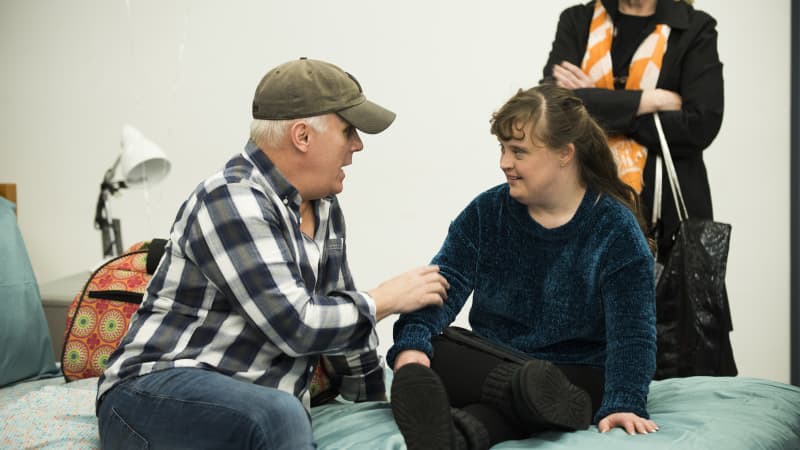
[
  {"left": 386, "top": 202, "right": 480, "bottom": 369},
  {"left": 594, "top": 224, "right": 657, "bottom": 422}
]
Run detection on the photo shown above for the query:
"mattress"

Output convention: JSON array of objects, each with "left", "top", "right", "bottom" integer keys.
[{"left": 2, "top": 374, "right": 799, "bottom": 449}]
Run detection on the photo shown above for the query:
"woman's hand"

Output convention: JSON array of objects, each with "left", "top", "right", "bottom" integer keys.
[
  {"left": 393, "top": 350, "right": 431, "bottom": 370},
  {"left": 597, "top": 412, "right": 659, "bottom": 435},
  {"left": 637, "top": 89, "right": 683, "bottom": 115},
  {"left": 552, "top": 61, "right": 595, "bottom": 89}
]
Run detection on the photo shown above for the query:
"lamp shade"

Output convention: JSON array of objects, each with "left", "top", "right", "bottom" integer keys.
[{"left": 119, "top": 124, "right": 170, "bottom": 185}]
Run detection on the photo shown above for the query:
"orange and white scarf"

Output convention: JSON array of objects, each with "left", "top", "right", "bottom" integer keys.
[{"left": 581, "top": 0, "right": 670, "bottom": 193}]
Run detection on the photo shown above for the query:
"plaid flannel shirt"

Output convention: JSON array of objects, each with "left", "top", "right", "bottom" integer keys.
[{"left": 98, "top": 140, "right": 385, "bottom": 410}]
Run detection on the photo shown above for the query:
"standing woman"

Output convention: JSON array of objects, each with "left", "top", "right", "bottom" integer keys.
[
  {"left": 543, "top": 0, "right": 722, "bottom": 257},
  {"left": 388, "top": 84, "right": 657, "bottom": 450},
  {"left": 543, "top": 0, "right": 735, "bottom": 378}
]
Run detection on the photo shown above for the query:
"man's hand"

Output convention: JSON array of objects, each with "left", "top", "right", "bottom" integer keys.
[
  {"left": 370, "top": 265, "right": 449, "bottom": 321},
  {"left": 552, "top": 61, "right": 595, "bottom": 89},
  {"left": 597, "top": 412, "right": 659, "bottom": 435},
  {"left": 393, "top": 350, "right": 431, "bottom": 370}
]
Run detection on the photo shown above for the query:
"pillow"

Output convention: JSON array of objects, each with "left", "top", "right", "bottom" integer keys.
[{"left": 0, "top": 197, "right": 59, "bottom": 386}]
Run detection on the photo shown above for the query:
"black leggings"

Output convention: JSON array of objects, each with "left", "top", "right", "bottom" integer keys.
[{"left": 429, "top": 329, "right": 604, "bottom": 443}]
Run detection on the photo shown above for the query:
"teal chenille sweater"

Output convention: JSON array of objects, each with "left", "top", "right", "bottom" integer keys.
[{"left": 388, "top": 184, "right": 656, "bottom": 422}]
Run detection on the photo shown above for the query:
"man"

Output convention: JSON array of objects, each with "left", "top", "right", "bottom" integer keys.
[{"left": 96, "top": 57, "right": 449, "bottom": 449}]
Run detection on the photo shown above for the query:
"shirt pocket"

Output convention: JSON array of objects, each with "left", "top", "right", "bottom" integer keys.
[
  {"left": 319, "top": 238, "right": 345, "bottom": 286},
  {"left": 324, "top": 238, "right": 344, "bottom": 259}
]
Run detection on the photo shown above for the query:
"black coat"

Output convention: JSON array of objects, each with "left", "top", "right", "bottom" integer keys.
[{"left": 542, "top": 0, "right": 723, "bottom": 254}]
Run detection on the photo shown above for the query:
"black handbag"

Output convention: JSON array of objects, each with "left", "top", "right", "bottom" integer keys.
[{"left": 651, "top": 113, "right": 737, "bottom": 380}]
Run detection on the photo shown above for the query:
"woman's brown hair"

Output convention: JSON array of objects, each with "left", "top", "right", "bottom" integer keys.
[{"left": 490, "top": 83, "right": 653, "bottom": 249}]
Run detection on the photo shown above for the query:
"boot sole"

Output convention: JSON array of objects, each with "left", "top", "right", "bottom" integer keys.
[
  {"left": 513, "top": 359, "right": 592, "bottom": 430},
  {"left": 390, "top": 364, "right": 454, "bottom": 450}
]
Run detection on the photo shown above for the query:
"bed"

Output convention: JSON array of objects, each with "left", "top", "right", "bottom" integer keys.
[
  {"left": 2, "top": 183, "right": 800, "bottom": 449},
  {"left": 1, "top": 372, "right": 800, "bottom": 449}
]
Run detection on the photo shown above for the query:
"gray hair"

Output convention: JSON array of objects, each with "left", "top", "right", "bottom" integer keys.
[{"left": 250, "top": 115, "right": 328, "bottom": 148}]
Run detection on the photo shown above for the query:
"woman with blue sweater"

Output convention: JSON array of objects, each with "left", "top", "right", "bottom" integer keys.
[{"left": 388, "top": 83, "right": 658, "bottom": 450}]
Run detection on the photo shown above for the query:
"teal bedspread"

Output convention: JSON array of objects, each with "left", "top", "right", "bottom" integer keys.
[{"left": 2, "top": 374, "right": 799, "bottom": 449}]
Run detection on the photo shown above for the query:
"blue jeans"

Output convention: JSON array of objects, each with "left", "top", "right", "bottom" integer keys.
[{"left": 97, "top": 368, "right": 316, "bottom": 450}]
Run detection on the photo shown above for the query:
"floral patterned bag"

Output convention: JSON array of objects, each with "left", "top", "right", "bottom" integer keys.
[{"left": 61, "top": 240, "right": 165, "bottom": 381}]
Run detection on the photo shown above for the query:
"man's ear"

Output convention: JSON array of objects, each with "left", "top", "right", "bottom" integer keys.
[{"left": 289, "top": 120, "right": 311, "bottom": 152}]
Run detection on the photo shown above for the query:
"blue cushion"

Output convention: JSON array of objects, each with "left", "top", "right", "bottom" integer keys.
[{"left": 0, "top": 197, "right": 59, "bottom": 386}]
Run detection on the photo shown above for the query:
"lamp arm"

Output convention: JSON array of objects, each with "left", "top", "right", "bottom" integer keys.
[
  {"left": 103, "top": 155, "right": 122, "bottom": 183},
  {"left": 94, "top": 186, "right": 110, "bottom": 229},
  {"left": 95, "top": 155, "right": 128, "bottom": 258}
]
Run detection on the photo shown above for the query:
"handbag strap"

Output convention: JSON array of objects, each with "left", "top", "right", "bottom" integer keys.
[
  {"left": 652, "top": 152, "right": 663, "bottom": 227},
  {"left": 653, "top": 113, "right": 689, "bottom": 221}
]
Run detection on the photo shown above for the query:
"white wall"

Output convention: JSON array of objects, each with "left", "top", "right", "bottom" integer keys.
[{"left": 0, "top": 1, "right": 791, "bottom": 383}]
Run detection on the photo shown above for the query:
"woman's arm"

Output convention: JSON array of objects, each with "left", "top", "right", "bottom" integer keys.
[
  {"left": 594, "top": 223, "right": 657, "bottom": 425},
  {"left": 543, "top": 6, "right": 723, "bottom": 158},
  {"left": 542, "top": 5, "right": 645, "bottom": 133},
  {"left": 386, "top": 204, "right": 481, "bottom": 368},
  {"left": 629, "top": 13, "right": 724, "bottom": 158}
]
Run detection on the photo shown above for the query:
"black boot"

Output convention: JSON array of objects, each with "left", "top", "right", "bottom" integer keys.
[
  {"left": 481, "top": 360, "right": 592, "bottom": 431},
  {"left": 451, "top": 407, "right": 490, "bottom": 450},
  {"left": 391, "top": 364, "right": 489, "bottom": 450}
]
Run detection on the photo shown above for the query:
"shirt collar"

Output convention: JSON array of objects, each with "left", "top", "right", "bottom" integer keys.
[{"left": 244, "top": 139, "right": 303, "bottom": 210}]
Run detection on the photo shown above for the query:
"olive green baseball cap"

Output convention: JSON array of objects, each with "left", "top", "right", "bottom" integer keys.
[{"left": 252, "top": 57, "right": 396, "bottom": 134}]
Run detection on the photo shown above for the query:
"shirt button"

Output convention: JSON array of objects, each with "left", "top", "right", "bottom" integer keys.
[{"left": 283, "top": 198, "right": 289, "bottom": 205}]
